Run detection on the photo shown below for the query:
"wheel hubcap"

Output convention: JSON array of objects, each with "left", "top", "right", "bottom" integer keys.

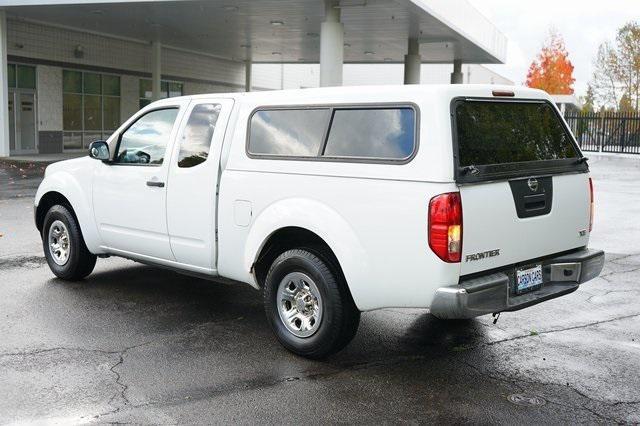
[
  {"left": 48, "top": 220, "right": 70, "bottom": 266},
  {"left": 276, "top": 272, "right": 323, "bottom": 338}
]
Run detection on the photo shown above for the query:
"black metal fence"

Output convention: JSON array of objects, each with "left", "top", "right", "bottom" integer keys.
[{"left": 564, "top": 112, "right": 640, "bottom": 154}]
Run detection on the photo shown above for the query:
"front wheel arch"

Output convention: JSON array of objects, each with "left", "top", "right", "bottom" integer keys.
[{"left": 36, "top": 191, "right": 74, "bottom": 234}]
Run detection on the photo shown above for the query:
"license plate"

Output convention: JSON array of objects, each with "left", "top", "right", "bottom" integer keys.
[{"left": 516, "top": 264, "right": 543, "bottom": 294}]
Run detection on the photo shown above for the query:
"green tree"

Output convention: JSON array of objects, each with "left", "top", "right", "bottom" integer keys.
[
  {"left": 581, "top": 84, "right": 596, "bottom": 113},
  {"left": 591, "top": 22, "right": 640, "bottom": 111}
]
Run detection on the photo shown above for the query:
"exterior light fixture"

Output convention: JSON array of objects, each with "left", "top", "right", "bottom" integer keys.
[
  {"left": 272, "top": 51, "right": 282, "bottom": 56},
  {"left": 74, "top": 45, "right": 84, "bottom": 59},
  {"left": 364, "top": 51, "right": 375, "bottom": 55},
  {"left": 270, "top": 20, "right": 284, "bottom": 26}
]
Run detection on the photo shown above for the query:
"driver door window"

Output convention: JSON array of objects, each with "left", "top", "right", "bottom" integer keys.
[{"left": 115, "top": 108, "right": 179, "bottom": 165}]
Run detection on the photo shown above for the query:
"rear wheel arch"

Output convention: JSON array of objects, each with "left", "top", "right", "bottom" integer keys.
[
  {"left": 253, "top": 227, "right": 346, "bottom": 290},
  {"left": 241, "top": 197, "right": 368, "bottom": 309}
]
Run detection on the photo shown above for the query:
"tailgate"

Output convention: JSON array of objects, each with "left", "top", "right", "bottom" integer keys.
[
  {"left": 452, "top": 97, "right": 591, "bottom": 275},
  {"left": 460, "top": 173, "right": 590, "bottom": 275}
]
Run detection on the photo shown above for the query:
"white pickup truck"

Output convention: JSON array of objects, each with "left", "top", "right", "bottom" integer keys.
[{"left": 35, "top": 85, "right": 604, "bottom": 358}]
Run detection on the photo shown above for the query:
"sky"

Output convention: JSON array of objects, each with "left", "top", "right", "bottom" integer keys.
[{"left": 466, "top": 0, "right": 640, "bottom": 99}]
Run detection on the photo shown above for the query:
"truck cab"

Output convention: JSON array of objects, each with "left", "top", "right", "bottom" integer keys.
[{"left": 35, "top": 85, "right": 605, "bottom": 358}]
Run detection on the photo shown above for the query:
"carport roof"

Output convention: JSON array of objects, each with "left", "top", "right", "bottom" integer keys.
[{"left": 0, "top": 0, "right": 507, "bottom": 64}]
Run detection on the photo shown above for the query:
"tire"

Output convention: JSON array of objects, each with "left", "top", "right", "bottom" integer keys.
[
  {"left": 42, "top": 204, "right": 97, "bottom": 281},
  {"left": 263, "top": 248, "right": 360, "bottom": 359}
]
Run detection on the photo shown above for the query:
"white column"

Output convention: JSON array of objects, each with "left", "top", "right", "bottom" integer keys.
[
  {"left": 0, "top": 11, "right": 10, "bottom": 157},
  {"left": 245, "top": 60, "right": 252, "bottom": 92},
  {"left": 319, "top": 0, "right": 343, "bottom": 87},
  {"left": 451, "top": 59, "right": 463, "bottom": 84},
  {"left": 151, "top": 41, "right": 162, "bottom": 101},
  {"left": 403, "top": 38, "right": 421, "bottom": 85}
]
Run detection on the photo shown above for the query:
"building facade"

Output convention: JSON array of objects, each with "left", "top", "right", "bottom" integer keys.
[
  {"left": 0, "top": 0, "right": 509, "bottom": 158},
  {"left": 6, "top": 18, "right": 255, "bottom": 155}
]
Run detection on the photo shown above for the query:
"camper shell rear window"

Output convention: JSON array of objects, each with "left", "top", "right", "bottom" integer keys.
[{"left": 452, "top": 98, "right": 588, "bottom": 183}]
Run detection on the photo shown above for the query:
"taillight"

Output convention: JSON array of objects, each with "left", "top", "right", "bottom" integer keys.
[
  {"left": 429, "top": 192, "right": 463, "bottom": 263},
  {"left": 588, "top": 177, "right": 594, "bottom": 232}
]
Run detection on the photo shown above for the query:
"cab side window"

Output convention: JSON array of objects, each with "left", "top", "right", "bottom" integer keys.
[
  {"left": 115, "top": 108, "right": 179, "bottom": 165},
  {"left": 177, "top": 104, "right": 221, "bottom": 168}
]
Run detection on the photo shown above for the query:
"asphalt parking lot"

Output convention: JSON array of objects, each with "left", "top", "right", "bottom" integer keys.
[{"left": 0, "top": 154, "right": 639, "bottom": 424}]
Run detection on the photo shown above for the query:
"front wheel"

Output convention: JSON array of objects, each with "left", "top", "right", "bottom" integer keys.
[
  {"left": 42, "top": 204, "right": 96, "bottom": 281},
  {"left": 263, "top": 248, "right": 360, "bottom": 359}
]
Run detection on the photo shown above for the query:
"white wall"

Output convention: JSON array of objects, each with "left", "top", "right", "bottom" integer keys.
[
  {"left": 5, "top": 18, "right": 252, "bottom": 153},
  {"left": 183, "top": 81, "right": 242, "bottom": 96},
  {"left": 8, "top": 20, "right": 149, "bottom": 72},
  {"left": 162, "top": 49, "right": 244, "bottom": 88},
  {"left": 35, "top": 65, "right": 61, "bottom": 131},
  {"left": 120, "top": 75, "right": 139, "bottom": 122},
  {"left": 8, "top": 19, "right": 245, "bottom": 88},
  {"left": 252, "top": 64, "right": 319, "bottom": 90},
  {"left": 253, "top": 63, "right": 514, "bottom": 89}
]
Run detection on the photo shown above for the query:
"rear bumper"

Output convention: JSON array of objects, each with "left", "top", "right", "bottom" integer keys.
[{"left": 430, "top": 248, "right": 605, "bottom": 319}]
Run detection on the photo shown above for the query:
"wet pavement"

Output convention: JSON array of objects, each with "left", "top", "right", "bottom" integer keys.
[
  {"left": 0, "top": 154, "right": 638, "bottom": 424},
  {"left": 0, "top": 159, "right": 47, "bottom": 201}
]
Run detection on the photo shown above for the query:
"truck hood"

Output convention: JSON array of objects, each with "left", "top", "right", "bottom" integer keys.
[{"left": 44, "top": 156, "right": 95, "bottom": 178}]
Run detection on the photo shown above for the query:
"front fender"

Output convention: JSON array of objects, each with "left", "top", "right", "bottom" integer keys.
[
  {"left": 35, "top": 168, "right": 103, "bottom": 254},
  {"left": 244, "top": 197, "right": 369, "bottom": 310}
]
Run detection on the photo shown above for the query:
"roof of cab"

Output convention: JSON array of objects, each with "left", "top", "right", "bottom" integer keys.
[{"left": 153, "top": 84, "right": 551, "bottom": 107}]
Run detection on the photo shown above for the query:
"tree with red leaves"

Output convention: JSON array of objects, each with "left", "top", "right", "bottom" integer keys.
[{"left": 526, "top": 31, "right": 575, "bottom": 95}]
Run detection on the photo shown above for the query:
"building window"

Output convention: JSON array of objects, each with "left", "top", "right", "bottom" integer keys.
[
  {"left": 7, "top": 64, "right": 36, "bottom": 89},
  {"left": 62, "top": 70, "right": 121, "bottom": 150},
  {"left": 139, "top": 79, "right": 184, "bottom": 109}
]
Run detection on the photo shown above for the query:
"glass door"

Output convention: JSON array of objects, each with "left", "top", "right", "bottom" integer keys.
[
  {"left": 8, "top": 91, "right": 16, "bottom": 151},
  {"left": 17, "top": 92, "right": 37, "bottom": 153},
  {"left": 8, "top": 89, "right": 37, "bottom": 154},
  {"left": 8, "top": 64, "right": 38, "bottom": 154}
]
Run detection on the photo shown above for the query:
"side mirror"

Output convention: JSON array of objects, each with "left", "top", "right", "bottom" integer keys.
[{"left": 88, "top": 140, "right": 110, "bottom": 161}]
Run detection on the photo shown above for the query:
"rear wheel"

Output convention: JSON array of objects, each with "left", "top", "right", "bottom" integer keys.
[
  {"left": 42, "top": 205, "right": 96, "bottom": 281},
  {"left": 263, "top": 248, "right": 360, "bottom": 359}
]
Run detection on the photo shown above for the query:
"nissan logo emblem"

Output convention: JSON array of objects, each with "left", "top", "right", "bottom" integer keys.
[{"left": 527, "top": 178, "right": 539, "bottom": 192}]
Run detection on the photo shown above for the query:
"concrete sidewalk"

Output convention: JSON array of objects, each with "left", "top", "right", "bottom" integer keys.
[{"left": 1, "top": 152, "right": 86, "bottom": 164}]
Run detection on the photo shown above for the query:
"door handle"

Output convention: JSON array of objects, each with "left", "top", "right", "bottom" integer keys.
[{"left": 146, "top": 180, "right": 165, "bottom": 188}]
